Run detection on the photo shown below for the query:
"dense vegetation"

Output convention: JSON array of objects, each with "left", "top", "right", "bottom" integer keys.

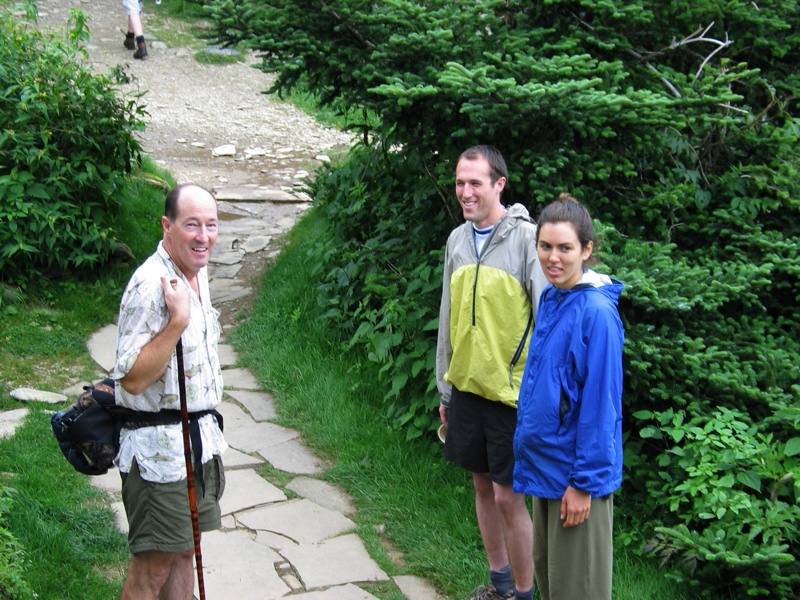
[
  {"left": 205, "top": 0, "right": 800, "bottom": 596},
  {"left": 0, "top": 5, "right": 145, "bottom": 283}
]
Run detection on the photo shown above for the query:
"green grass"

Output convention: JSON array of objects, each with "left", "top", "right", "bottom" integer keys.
[
  {"left": 228, "top": 210, "right": 705, "bottom": 600},
  {"left": 0, "top": 410, "right": 128, "bottom": 599}
]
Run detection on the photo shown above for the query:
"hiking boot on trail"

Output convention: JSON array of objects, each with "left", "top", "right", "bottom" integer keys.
[
  {"left": 464, "top": 584, "right": 514, "bottom": 600},
  {"left": 133, "top": 41, "right": 148, "bottom": 59},
  {"left": 123, "top": 32, "right": 135, "bottom": 49}
]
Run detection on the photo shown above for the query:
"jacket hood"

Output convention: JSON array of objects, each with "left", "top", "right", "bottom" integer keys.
[
  {"left": 505, "top": 203, "right": 533, "bottom": 222},
  {"left": 572, "top": 269, "right": 624, "bottom": 302}
]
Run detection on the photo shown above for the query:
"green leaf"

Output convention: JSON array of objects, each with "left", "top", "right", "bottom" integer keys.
[{"left": 784, "top": 437, "right": 800, "bottom": 457}]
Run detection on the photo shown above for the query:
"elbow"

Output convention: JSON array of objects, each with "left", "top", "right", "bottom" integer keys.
[{"left": 119, "top": 376, "right": 145, "bottom": 396}]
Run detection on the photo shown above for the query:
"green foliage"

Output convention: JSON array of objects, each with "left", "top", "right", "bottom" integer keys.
[
  {"left": 635, "top": 406, "right": 800, "bottom": 596},
  {"left": 206, "top": 0, "right": 800, "bottom": 594},
  {"left": 307, "top": 143, "right": 450, "bottom": 438},
  {"left": 0, "top": 7, "right": 145, "bottom": 281}
]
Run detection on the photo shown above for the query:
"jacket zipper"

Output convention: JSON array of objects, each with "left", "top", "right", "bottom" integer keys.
[{"left": 471, "top": 215, "right": 506, "bottom": 326}]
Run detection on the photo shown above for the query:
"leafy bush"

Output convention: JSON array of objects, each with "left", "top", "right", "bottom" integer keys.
[
  {"left": 0, "top": 6, "right": 145, "bottom": 281},
  {"left": 207, "top": 0, "right": 800, "bottom": 594},
  {"left": 307, "top": 143, "right": 449, "bottom": 438}
]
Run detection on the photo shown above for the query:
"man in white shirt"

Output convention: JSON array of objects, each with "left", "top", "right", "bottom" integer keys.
[{"left": 113, "top": 183, "right": 226, "bottom": 600}]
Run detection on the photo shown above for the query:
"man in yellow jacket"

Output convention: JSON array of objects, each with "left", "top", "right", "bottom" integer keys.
[{"left": 436, "top": 145, "right": 547, "bottom": 600}]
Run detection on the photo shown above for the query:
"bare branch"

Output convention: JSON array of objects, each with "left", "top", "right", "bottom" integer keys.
[{"left": 665, "top": 22, "right": 734, "bottom": 78}]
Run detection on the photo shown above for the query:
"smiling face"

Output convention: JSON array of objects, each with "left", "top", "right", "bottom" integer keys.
[
  {"left": 455, "top": 156, "right": 506, "bottom": 229},
  {"left": 161, "top": 186, "right": 218, "bottom": 279},
  {"left": 537, "top": 221, "right": 593, "bottom": 289}
]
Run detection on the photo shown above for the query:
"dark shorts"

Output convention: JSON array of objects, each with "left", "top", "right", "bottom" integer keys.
[
  {"left": 443, "top": 386, "right": 517, "bottom": 484},
  {"left": 121, "top": 455, "right": 225, "bottom": 554}
]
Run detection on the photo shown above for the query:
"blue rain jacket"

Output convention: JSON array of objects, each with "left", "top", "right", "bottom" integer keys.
[{"left": 513, "top": 270, "right": 625, "bottom": 499}]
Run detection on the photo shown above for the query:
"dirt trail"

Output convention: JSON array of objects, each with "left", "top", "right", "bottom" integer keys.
[{"left": 37, "top": 0, "right": 352, "bottom": 191}]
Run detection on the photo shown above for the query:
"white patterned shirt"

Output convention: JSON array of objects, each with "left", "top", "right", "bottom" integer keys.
[{"left": 111, "top": 242, "right": 227, "bottom": 483}]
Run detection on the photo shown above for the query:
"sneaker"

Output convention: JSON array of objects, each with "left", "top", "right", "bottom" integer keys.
[
  {"left": 133, "top": 42, "right": 148, "bottom": 59},
  {"left": 123, "top": 34, "right": 135, "bottom": 50},
  {"left": 465, "top": 584, "right": 514, "bottom": 600}
]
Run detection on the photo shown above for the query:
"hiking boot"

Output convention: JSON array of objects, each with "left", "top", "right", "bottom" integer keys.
[
  {"left": 464, "top": 584, "right": 514, "bottom": 600},
  {"left": 123, "top": 34, "right": 136, "bottom": 50},
  {"left": 133, "top": 42, "right": 148, "bottom": 59}
]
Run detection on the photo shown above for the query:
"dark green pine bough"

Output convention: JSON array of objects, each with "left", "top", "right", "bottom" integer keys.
[{"left": 205, "top": 0, "right": 800, "bottom": 596}]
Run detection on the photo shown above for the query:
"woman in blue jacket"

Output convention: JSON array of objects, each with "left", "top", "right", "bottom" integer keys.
[{"left": 513, "top": 194, "right": 624, "bottom": 600}]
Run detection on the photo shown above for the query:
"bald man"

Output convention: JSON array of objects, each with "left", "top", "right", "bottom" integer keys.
[{"left": 112, "top": 184, "right": 227, "bottom": 600}]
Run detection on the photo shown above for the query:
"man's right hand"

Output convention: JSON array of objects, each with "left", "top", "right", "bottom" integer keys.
[
  {"left": 439, "top": 404, "right": 449, "bottom": 425},
  {"left": 161, "top": 276, "right": 191, "bottom": 330}
]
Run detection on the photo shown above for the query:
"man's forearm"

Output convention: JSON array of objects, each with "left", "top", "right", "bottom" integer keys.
[{"left": 119, "top": 319, "right": 186, "bottom": 395}]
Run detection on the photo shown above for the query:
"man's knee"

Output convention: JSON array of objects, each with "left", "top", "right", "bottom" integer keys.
[
  {"left": 493, "top": 482, "right": 525, "bottom": 514},
  {"left": 131, "top": 549, "right": 192, "bottom": 579},
  {"left": 472, "top": 472, "right": 495, "bottom": 496}
]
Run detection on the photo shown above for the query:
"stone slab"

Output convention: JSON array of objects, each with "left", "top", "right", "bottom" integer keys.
[
  {"left": 217, "top": 400, "right": 253, "bottom": 430},
  {"left": 226, "top": 420, "right": 299, "bottom": 456},
  {"left": 236, "top": 498, "right": 355, "bottom": 545},
  {"left": 221, "top": 514, "right": 236, "bottom": 529},
  {"left": 217, "top": 217, "right": 272, "bottom": 234},
  {"left": 219, "top": 468, "right": 286, "bottom": 516},
  {"left": 61, "top": 382, "right": 91, "bottom": 396},
  {"left": 283, "top": 533, "right": 389, "bottom": 590},
  {"left": 215, "top": 186, "right": 304, "bottom": 203},
  {"left": 241, "top": 235, "right": 271, "bottom": 253},
  {"left": 110, "top": 501, "right": 128, "bottom": 533},
  {"left": 86, "top": 323, "right": 118, "bottom": 372},
  {"left": 292, "top": 584, "right": 379, "bottom": 599},
  {"left": 88, "top": 469, "right": 122, "bottom": 493},
  {"left": 286, "top": 476, "right": 355, "bottom": 516},
  {"left": 259, "top": 438, "right": 326, "bottom": 475},
  {"left": 217, "top": 343, "right": 239, "bottom": 367},
  {"left": 225, "top": 388, "right": 276, "bottom": 421},
  {"left": 276, "top": 217, "right": 297, "bottom": 231},
  {"left": 209, "top": 249, "right": 245, "bottom": 265},
  {"left": 211, "top": 282, "right": 254, "bottom": 303},
  {"left": 9, "top": 388, "right": 67, "bottom": 404},
  {"left": 200, "top": 529, "right": 290, "bottom": 599},
  {"left": 393, "top": 575, "right": 444, "bottom": 600},
  {"left": 221, "top": 446, "right": 264, "bottom": 469},
  {"left": 0, "top": 408, "right": 28, "bottom": 439},
  {"left": 221, "top": 367, "right": 261, "bottom": 390},
  {"left": 210, "top": 263, "right": 244, "bottom": 279}
]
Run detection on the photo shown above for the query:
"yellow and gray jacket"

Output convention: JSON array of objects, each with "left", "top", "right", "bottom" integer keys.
[{"left": 436, "top": 203, "right": 548, "bottom": 408}]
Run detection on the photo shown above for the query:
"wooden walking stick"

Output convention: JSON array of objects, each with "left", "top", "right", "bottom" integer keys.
[{"left": 176, "top": 338, "right": 206, "bottom": 599}]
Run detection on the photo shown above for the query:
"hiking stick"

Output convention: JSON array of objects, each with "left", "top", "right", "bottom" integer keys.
[{"left": 176, "top": 338, "right": 206, "bottom": 600}]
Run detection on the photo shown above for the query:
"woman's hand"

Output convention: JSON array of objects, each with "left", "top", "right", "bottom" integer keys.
[{"left": 560, "top": 485, "right": 591, "bottom": 527}]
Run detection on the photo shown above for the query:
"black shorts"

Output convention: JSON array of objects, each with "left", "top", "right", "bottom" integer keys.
[{"left": 443, "top": 386, "right": 517, "bottom": 484}]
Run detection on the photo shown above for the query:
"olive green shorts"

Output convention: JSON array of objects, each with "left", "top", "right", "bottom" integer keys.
[{"left": 121, "top": 455, "right": 225, "bottom": 554}]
